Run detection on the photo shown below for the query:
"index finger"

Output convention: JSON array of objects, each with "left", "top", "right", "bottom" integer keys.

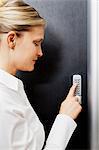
[{"left": 67, "top": 84, "right": 78, "bottom": 97}]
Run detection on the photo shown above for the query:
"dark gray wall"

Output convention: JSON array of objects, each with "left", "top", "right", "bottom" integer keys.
[{"left": 17, "top": 0, "right": 89, "bottom": 149}]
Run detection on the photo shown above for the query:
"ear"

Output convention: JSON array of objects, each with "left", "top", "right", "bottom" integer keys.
[{"left": 7, "top": 31, "right": 16, "bottom": 49}]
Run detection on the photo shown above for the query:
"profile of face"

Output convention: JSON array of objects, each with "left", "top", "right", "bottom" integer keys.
[
  {"left": 12, "top": 25, "right": 45, "bottom": 72},
  {"left": 0, "top": 25, "right": 45, "bottom": 74}
]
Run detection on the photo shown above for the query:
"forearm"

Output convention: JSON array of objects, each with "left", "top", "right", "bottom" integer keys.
[{"left": 43, "top": 114, "right": 77, "bottom": 150}]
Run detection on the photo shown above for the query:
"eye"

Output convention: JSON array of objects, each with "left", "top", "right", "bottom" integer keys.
[
  {"left": 34, "top": 42, "right": 39, "bottom": 46},
  {"left": 33, "top": 40, "right": 43, "bottom": 47},
  {"left": 33, "top": 41, "right": 41, "bottom": 46}
]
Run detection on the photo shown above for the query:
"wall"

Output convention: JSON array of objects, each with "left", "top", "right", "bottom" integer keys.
[{"left": 17, "top": 0, "right": 89, "bottom": 149}]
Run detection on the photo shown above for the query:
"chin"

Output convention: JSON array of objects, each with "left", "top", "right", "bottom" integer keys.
[
  {"left": 27, "top": 66, "right": 35, "bottom": 72},
  {"left": 19, "top": 64, "right": 35, "bottom": 72}
]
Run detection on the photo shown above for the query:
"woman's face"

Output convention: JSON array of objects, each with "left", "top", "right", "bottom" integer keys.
[{"left": 13, "top": 25, "right": 45, "bottom": 72}]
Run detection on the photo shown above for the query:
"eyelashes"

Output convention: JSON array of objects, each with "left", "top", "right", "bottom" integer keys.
[
  {"left": 34, "top": 42, "right": 39, "bottom": 46},
  {"left": 33, "top": 41, "right": 43, "bottom": 47}
]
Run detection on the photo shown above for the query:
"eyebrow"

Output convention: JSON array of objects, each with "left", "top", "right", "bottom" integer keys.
[{"left": 33, "top": 39, "right": 44, "bottom": 43}]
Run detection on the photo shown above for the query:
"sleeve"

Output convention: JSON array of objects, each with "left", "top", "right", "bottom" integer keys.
[{"left": 43, "top": 114, "right": 77, "bottom": 150}]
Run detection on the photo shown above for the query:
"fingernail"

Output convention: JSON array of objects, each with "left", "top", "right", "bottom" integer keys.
[{"left": 73, "top": 83, "right": 78, "bottom": 87}]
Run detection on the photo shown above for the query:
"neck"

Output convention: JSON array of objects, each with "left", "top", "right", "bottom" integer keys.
[
  {"left": 0, "top": 54, "right": 17, "bottom": 76},
  {"left": 0, "top": 65, "right": 17, "bottom": 76}
]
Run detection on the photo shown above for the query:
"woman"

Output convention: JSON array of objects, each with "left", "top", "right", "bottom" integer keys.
[{"left": 0, "top": 0, "right": 82, "bottom": 149}]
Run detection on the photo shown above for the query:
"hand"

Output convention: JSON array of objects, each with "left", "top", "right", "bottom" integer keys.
[{"left": 59, "top": 84, "right": 82, "bottom": 120}]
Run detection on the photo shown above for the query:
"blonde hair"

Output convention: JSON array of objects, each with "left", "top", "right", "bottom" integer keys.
[{"left": 0, "top": 0, "right": 46, "bottom": 33}]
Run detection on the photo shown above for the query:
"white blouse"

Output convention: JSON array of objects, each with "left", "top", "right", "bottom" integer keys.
[{"left": 0, "top": 69, "right": 77, "bottom": 150}]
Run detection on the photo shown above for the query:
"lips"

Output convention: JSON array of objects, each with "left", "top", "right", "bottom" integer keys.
[
  {"left": 32, "top": 59, "right": 38, "bottom": 64},
  {"left": 33, "top": 58, "right": 38, "bottom": 61}
]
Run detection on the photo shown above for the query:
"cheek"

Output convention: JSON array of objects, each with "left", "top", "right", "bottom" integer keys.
[
  {"left": 18, "top": 45, "right": 33, "bottom": 57},
  {"left": 22, "top": 43, "right": 35, "bottom": 56},
  {"left": 26, "top": 45, "right": 37, "bottom": 58},
  {"left": 14, "top": 53, "right": 24, "bottom": 65},
  {"left": 15, "top": 42, "right": 36, "bottom": 63}
]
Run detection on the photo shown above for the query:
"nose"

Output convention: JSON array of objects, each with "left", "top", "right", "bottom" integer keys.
[{"left": 37, "top": 47, "right": 43, "bottom": 57}]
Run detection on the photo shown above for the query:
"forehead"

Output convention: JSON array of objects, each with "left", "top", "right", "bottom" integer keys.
[{"left": 29, "top": 26, "right": 45, "bottom": 38}]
